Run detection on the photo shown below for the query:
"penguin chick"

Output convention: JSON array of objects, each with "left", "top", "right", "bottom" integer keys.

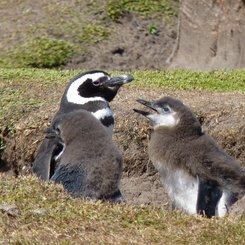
[
  {"left": 33, "top": 70, "right": 133, "bottom": 180},
  {"left": 47, "top": 110, "right": 123, "bottom": 202},
  {"left": 134, "top": 96, "right": 245, "bottom": 217}
]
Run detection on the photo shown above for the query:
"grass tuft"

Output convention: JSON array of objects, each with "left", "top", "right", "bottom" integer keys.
[
  {"left": 12, "top": 37, "right": 74, "bottom": 68},
  {"left": 1, "top": 175, "right": 245, "bottom": 244},
  {"left": 106, "top": 0, "right": 176, "bottom": 21}
]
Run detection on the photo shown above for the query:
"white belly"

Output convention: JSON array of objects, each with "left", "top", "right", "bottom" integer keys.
[
  {"left": 215, "top": 191, "right": 229, "bottom": 217},
  {"left": 157, "top": 164, "right": 199, "bottom": 214}
]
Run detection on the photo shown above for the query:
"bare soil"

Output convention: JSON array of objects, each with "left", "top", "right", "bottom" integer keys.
[
  {"left": 1, "top": 86, "right": 244, "bottom": 211},
  {"left": 66, "top": 13, "right": 177, "bottom": 71},
  {"left": 0, "top": 1, "right": 178, "bottom": 71}
]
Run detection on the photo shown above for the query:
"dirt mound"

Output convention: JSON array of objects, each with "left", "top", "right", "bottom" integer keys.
[
  {"left": 66, "top": 13, "right": 177, "bottom": 71},
  {"left": 1, "top": 87, "right": 244, "bottom": 207},
  {"left": 230, "top": 195, "right": 245, "bottom": 217},
  {"left": 0, "top": 1, "right": 178, "bottom": 71}
]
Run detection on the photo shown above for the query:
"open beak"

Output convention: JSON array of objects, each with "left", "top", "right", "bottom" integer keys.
[
  {"left": 133, "top": 99, "right": 158, "bottom": 117},
  {"left": 105, "top": 74, "right": 134, "bottom": 87}
]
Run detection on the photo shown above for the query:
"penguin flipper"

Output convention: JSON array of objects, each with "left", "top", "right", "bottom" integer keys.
[
  {"left": 32, "top": 135, "right": 63, "bottom": 180},
  {"left": 189, "top": 136, "right": 245, "bottom": 193},
  {"left": 197, "top": 180, "right": 222, "bottom": 218}
]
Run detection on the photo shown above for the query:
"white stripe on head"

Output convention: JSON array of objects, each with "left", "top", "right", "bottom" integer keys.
[
  {"left": 66, "top": 72, "right": 109, "bottom": 105},
  {"left": 91, "top": 107, "right": 114, "bottom": 120}
]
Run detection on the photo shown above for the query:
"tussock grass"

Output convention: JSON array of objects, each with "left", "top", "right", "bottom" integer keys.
[{"left": 0, "top": 175, "right": 245, "bottom": 244}]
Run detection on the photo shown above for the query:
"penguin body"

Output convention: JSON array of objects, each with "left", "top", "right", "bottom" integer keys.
[
  {"left": 134, "top": 96, "right": 245, "bottom": 217},
  {"left": 44, "top": 110, "right": 123, "bottom": 201},
  {"left": 33, "top": 70, "right": 133, "bottom": 180}
]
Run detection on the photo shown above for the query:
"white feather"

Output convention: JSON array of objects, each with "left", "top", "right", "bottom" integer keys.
[
  {"left": 66, "top": 72, "right": 109, "bottom": 105},
  {"left": 215, "top": 191, "right": 229, "bottom": 217},
  {"left": 149, "top": 112, "right": 179, "bottom": 129},
  {"left": 91, "top": 107, "right": 114, "bottom": 120},
  {"left": 156, "top": 162, "right": 199, "bottom": 214}
]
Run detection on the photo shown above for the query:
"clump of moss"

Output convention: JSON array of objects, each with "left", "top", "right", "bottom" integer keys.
[
  {"left": 106, "top": 0, "right": 125, "bottom": 22},
  {"left": 106, "top": 0, "right": 176, "bottom": 22},
  {"left": 79, "top": 24, "right": 109, "bottom": 44},
  {"left": 13, "top": 37, "right": 74, "bottom": 68}
]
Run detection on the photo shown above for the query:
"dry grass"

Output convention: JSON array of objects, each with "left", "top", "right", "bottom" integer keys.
[
  {"left": 1, "top": 68, "right": 245, "bottom": 244},
  {"left": 0, "top": 175, "right": 245, "bottom": 244}
]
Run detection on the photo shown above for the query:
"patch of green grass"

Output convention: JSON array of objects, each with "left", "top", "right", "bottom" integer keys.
[
  {"left": 148, "top": 23, "right": 160, "bottom": 35},
  {"left": 130, "top": 70, "right": 245, "bottom": 92},
  {"left": 0, "top": 68, "right": 244, "bottom": 125},
  {"left": 0, "top": 68, "right": 244, "bottom": 148},
  {"left": 106, "top": 0, "right": 176, "bottom": 21},
  {"left": 0, "top": 175, "right": 245, "bottom": 244},
  {"left": 79, "top": 24, "right": 109, "bottom": 44},
  {"left": 0, "top": 68, "right": 244, "bottom": 128},
  {"left": 12, "top": 37, "right": 74, "bottom": 68},
  {"left": 1, "top": 68, "right": 245, "bottom": 92},
  {"left": 0, "top": 1, "right": 112, "bottom": 69}
]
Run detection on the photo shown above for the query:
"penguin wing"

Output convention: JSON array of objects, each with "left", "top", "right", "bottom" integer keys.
[
  {"left": 187, "top": 135, "right": 245, "bottom": 192},
  {"left": 32, "top": 136, "right": 64, "bottom": 180},
  {"left": 196, "top": 179, "right": 223, "bottom": 217}
]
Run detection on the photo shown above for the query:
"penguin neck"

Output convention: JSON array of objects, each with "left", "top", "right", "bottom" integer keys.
[
  {"left": 56, "top": 100, "right": 115, "bottom": 135},
  {"left": 154, "top": 121, "right": 203, "bottom": 140},
  {"left": 58, "top": 99, "right": 109, "bottom": 113}
]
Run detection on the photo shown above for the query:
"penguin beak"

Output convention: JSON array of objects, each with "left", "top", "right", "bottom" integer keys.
[
  {"left": 133, "top": 99, "right": 158, "bottom": 117},
  {"left": 105, "top": 74, "right": 134, "bottom": 87}
]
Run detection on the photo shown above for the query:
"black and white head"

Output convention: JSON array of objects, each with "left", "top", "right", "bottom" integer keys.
[
  {"left": 134, "top": 96, "right": 202, "bottom": 134},
  {"left": 60, "top": 70, "right": 134, "bottom": 111}
]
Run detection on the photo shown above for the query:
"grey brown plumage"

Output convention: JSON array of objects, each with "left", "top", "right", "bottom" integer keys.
[
  {"left": 33, "top": 70, "right": 133, "bottom": 180},
  {"left": 46, "top": 110, "right": 123, "bottom": 201},
  {"left": 134, "top": 96, "right": 245, "bottom": 217}
]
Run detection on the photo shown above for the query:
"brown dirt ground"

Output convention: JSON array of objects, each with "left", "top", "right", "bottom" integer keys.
[
  {"left": 0, "top": 1, "right": 178, "bottom": 71},
  {"left": 65, "top": 13, "right": 177, "bottom": 71},
  {"left": 1, "top": 86, "right": 245, "bottom": 212}
]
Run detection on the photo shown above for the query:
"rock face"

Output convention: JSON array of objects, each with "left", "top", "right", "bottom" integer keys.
[{"left": 168, "top": 0, "right": 245, "bottom": 70}]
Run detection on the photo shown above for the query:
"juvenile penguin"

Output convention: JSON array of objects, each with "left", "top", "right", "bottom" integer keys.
[
  {"left": 134, "top": 96, "right": 245, "bottom": 217},
  {"left": 33, "top": 70, "right": 133, "bottom": 180},
  {"left": 44, "top": 109, "right": 123, "bottom": 201}
]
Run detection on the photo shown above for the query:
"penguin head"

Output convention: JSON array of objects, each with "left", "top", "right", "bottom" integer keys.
[
  {"left": 134, "top": 96, "right": 202, "bottom": 134},
  {"left": 64, "top": 70, "right": 134, "bottom": 106},
  {"left": 52, "top": 110, "right": 104, "bottom": 144}
]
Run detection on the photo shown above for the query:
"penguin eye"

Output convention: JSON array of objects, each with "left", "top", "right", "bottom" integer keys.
[
  {"left": 162, "top": 106, "right": 171, "bottom": 113},
  {"left": 92, "top": 79, "right": 100, "bottom": 86},
  {"left": 92, "top": 76, "right": 108, "bottom": 86}
]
